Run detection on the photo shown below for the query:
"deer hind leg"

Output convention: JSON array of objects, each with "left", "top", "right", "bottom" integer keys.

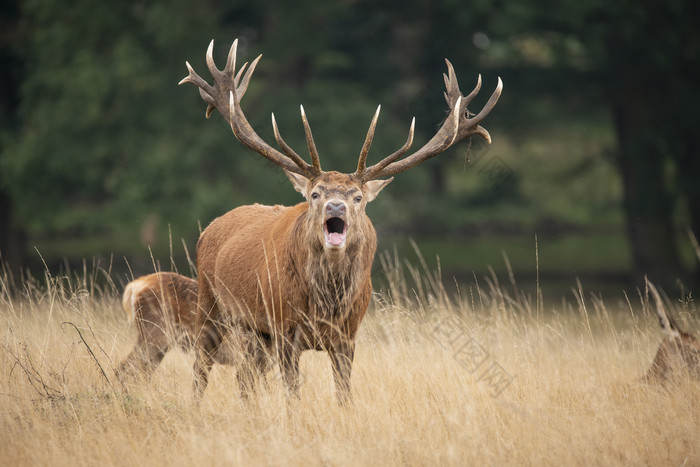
[
  {"left": 116, "top": 315, "right": 171, "bottom": 382},
  {"left": 116, "top": 338, "right": 168, "bottom": 382},
  {"left": 276, "top": 330, "right": 301, "bottom": 399},
  {"left": 193, "top": 279, "right": 227, "bottom": 402},
  {"left": 329, "top": 339, "right": 355, "bottom": 405},
  {"left": 192, "top": 321, "right": 224, "bottom": 402}
]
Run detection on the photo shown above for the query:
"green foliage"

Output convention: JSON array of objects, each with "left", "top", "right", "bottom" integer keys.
[
  {"left": 1, "top": 0, "right": 698, "bottom": 284},
  {"left": 2, "top": 0, "right": 224, "bottom": 236}
]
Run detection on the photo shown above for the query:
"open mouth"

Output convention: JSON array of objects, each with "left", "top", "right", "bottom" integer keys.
[{"left": 324, "top": 217, "right": 348, "bottom": 247}]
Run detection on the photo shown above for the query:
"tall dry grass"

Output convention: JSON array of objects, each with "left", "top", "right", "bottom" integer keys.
[{"left": 1, "top": 252, "right": 698, "bottom": 466}]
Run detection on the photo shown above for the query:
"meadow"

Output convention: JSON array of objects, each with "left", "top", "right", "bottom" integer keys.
[{"left": 1, "top": 251, "right": 698, "bottom": 466}]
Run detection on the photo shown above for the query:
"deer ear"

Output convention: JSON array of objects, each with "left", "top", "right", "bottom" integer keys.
[
  {"left": 364, "top": 177, "right": 393, "bottom": 203},
  {"left": 284, "top": 170, "right": 310, "bottom": 196}
]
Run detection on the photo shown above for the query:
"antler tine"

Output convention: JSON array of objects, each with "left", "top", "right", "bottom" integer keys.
[
  {"left": 179, "top": 62, "right": 217, "bottom": 118},
  {"left": 461, "top": 74, "right": 483, "bottom": 108},
  {"left": 444, "top": 60, "right": 482, "bottom": 110},
  {"left": 236, "top": 54, "right": 261, "bottom": 100},
  {"left": 227, "top": 91, "right": 308, "bottom": 176},
  {"left": 235, "top": 62, "right": 248, "bottom": 86},
  {"left": 443, "top": 59, "right": 460, "bottom": 105},
  {"left": 271, "top": 113, "right": 314, "bottom": 173},
  {"left": 356, "top": 105, "right": 381, "bottom": 175},
  {"left": 457, "top": 76, "right": 502, "bottom": 143},
  {"left": 181, "top": 39, "right": 317, "bottom": 178},
  {"left": 204, "top": 103, "right": 216, "bottom": 119},
  {"left": 361, "top": 117, "right": 415, "bottom": 181},
  {"left": 363, "top": 98, "right": 461, "bottom": 180},
  {"left": 179, "top": 63, "right": 214, "bottom": 100},
  {"left": 206, "top": 39, "right": 222, "bottom": 77},
  {"left": 225, "top": 39, "right": 238, "bottom": 76},
  {"left": 300, "top": 105, "right": 322, "bottom": 175},
  {"left": 180, "top": 62, "right": 207, "bottom": 90},
  {"left": 468, "top": 77, "right": 503, "bottom": 124},
  {"left": 360, "top": 58, "right": 502, "bottom": 181}
]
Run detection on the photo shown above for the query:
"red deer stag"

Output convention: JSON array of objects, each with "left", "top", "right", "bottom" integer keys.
[
  {"left": 643, "top": 280, "right": 700, "bottom": 382},
  {"left": 180, "top": 39, "right": 502, "bottom": 403}
]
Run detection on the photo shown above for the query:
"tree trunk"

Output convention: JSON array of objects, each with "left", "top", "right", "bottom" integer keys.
[
  {"left": 0, "top": 190, "right": 26, "bottom": 282},
  {"left": 0, "top": 1, "right": 24, "bottom": 284},
  {"left": 670, "top": 132, "right": 700, "bottom": 285},
  {"left": 612, "top": 76, "right": 685, "bottom": 287}
]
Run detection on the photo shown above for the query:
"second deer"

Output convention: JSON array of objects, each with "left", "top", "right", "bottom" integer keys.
[
  {"left": 643, "top": 280, "right": 700, "bottom": 382},
  {"left": 117, "top": 272, "right": 269, "bottom": 381}
]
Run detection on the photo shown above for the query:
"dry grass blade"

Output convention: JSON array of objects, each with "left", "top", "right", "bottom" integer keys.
[
  {"left": 61, "top": 321, "right": 116, "bottom": 393},
  {"left": 0, "top": 252, "right": 698, "bottom": 466}
]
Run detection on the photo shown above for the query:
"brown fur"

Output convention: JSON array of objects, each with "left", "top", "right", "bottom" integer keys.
[
  {"left": 116, "top": 272, "right": 268, "bottom": 382},
  {"left": 643, "top": 281, "right": 700, "bottom": 383},
  {"left": 180, "top": 40, "right": 501, "bottom": 403},
  {"left": 194, "top": 171, "right": 390, "bottom": 403},
  {"left": 116, "top": 272, "right": 199, "bottom": 379}
]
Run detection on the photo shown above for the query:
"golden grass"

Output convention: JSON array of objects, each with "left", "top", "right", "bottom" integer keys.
[{"left": 1, "top": 257, "right": 698, "bottom": 466}]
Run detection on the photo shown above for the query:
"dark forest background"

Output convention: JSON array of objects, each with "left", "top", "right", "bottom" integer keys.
[{"left": 1, "top": 0, "right": 699, "bottom": 297}]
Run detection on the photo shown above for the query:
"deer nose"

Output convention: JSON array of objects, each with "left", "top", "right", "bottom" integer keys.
[{"left": 326, "top": 202, "right": 346, "bottom": 217}]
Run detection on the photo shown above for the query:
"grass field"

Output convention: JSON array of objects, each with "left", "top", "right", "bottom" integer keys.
[{"left": 1, "top": 254, "right": 699, "bottom": 466}]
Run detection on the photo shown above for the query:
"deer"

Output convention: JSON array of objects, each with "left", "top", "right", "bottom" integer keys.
[
  {"left": 642, "top": 279, "right": 700, "bottom": 383},
  {"left": 116, "top": 272, "right": 199, "bottom": 379},
  {"left": 179, "top": 39, "right": 502, "bottom": 403},
  {"left": 116, "top": 271, "right": 271, "bottom": 383}
]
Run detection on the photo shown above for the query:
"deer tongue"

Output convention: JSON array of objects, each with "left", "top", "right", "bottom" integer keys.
[{"left": 326, "top": 232, "right": 345, "bottom": 246}]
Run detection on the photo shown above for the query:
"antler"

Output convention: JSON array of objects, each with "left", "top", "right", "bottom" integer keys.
[
  {"left": 355, "top": 60, "right": 502, "bottom": 182},
  {"left": 179, "top": 40, "right": 322, "bottom": 179}
]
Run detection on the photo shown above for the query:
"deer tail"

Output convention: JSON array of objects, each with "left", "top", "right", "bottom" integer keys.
[{"left": 121, "top": 278, "right": 144, "bottom": 322}]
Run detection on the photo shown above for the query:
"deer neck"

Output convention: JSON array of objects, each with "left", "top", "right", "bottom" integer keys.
[{"left": 292, "top": 210, "right": 367, "bottom": 319}]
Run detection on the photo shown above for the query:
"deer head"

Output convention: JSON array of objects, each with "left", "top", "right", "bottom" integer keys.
[
  {"left": 644, "top": 280, "right": 700, "bottom": 382},
  {"left": 179, "top": 39, "right": 502, "bottom": 255}
]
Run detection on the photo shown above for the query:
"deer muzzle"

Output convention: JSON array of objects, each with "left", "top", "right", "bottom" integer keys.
[{"left": 324, "top": 201, "right": 348, "bottom": 248}]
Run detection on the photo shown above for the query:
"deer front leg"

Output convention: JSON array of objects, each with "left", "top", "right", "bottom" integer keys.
[
  {"left": 226, "top": 330, "right": 273, "bottom": 398},
  {"left": 235, "top": 356, "right": 257, "bottom": 399},
  {"left": 329, "top": 339, "right": 355, "bottom": 405}
]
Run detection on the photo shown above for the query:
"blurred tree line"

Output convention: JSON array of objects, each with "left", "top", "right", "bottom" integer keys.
[{"left": 0, "top": 0, "right": 698, "bottom": 287}]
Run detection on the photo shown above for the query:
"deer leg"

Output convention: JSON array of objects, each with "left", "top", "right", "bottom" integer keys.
[
  {"left": 329, "top": 339, "right": 355, "bottom": 405},
  {"left": 253, "top": 333, "right": 273, "bottom": 387},
  {"left": 277, "top": 331, "right": 301, "bottom": 398},
  {"left": 225, "top": 329, "right": 268, "bottom": 398},
  {"left": 192, "top": 321, "right": 223, "bottom": 402},
  {"left": 236, "top": 356, "right": 257, "bottom": 399},
  {"left": 117, "top": 302, "right": 175, "bottom": 382},
  {"left": 642, "top": 352, "right": 668, "bottom": 383},
  {"left": 192, "top": 280, "right": 223, "bottom": 402},
  {"left": 116, "top": 335, "right": 168, "bottom": 382}
]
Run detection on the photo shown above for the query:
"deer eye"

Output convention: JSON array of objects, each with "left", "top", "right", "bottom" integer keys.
[
  {"left": 354, "top": 195, "right": 362, "bottom": 204},
  {"left": 311, "top": 192, "right": 320, "bottom": 200}
]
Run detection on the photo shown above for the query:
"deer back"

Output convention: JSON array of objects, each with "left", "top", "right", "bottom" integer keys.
[{"left": 122, "top": 272, "right": 198, "bottom": 348}]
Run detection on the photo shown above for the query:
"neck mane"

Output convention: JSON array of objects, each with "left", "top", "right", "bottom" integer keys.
[{"left": 292, "top": 209, "right": 366, "bottom": 320}]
